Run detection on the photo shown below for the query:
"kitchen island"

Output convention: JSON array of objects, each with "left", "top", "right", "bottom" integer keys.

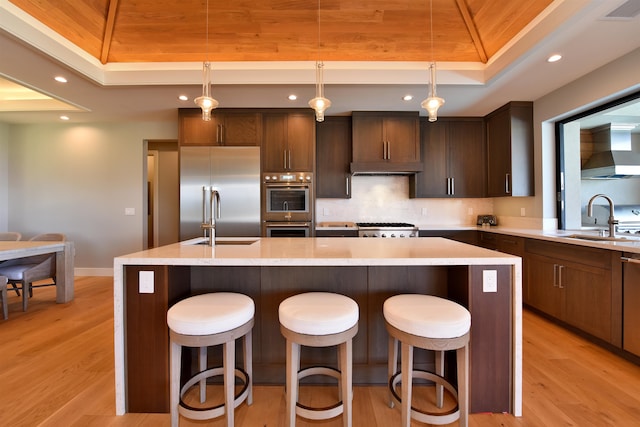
[{"left": 113, "top": 237, "right": 522, "bottom": 417}]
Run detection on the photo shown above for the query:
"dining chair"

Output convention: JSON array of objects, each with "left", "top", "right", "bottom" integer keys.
[
  {"left": 1, "top": 275, "right": 7, "bottom": 320},
  {"left": 0, "top": 232, "right": 22, "bottom": 296},
  {"left": 0, "top": 232, "right": 22, "bottom": 241},
  {"left": 0, "top": 233, "right": 66, "bottom": 311}
]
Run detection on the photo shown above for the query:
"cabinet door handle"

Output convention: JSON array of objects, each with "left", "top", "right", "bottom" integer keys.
[
  {"left": 446, "top": 178, "right": 451, "bottom": 195},
  {"left": 387, "top": 140, "right": 391, "bottom": 160},
  {"left": 505, "top": 173, "right": 511, "bottom": 194},
  {"left": 553, "top": 264, "right": 558, "bottom": 287},
  {"left": 382, "top": 141, "right": 387, "bottom": 160},
  {"left": 283, "top": 150, "right": 287, "bottom": 169},
  {"left": 450, "top": 177, "right": 455, "bottom": 196},
  {"left": 216, "top": 124, "right": 224, "bottom": 144},
  {"left": 346, "top": 176, "right": 350, "bottom": 197},
  {"left": 557, "top": 264, "right": 564, "bottom": 288},
  {"left": 288, "top": 150, "right": 291, "bottom": 169}
]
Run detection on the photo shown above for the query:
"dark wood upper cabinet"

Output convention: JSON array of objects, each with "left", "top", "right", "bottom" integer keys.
[
  {"left": 410, "top": 117, "right": 486, "bottom": 198},
  {"left": 485, "top": 101, "right": 534, "bottom": 197},
  {"left": 350, "top": 111, "right": 422, "bottom": 173},
  {"left": 179, "top": 108, "right": 262, "bottom": 146},
  {"left": 262, "top": 111, "right": 315, "bottom": 172},
  {"left": 316, "top": 116, "right": 352, "bottom": 198}
]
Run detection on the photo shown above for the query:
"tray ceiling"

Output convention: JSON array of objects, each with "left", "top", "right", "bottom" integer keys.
[{"left": 8, "top": 0, "right": 553, "bottom": 64}]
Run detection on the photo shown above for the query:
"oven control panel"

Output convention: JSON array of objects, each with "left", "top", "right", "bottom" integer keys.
[{"left": 263, "top": 173, "right": 312, "bottom": 183}]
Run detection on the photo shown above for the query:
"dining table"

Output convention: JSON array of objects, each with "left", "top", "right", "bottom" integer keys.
[{"left": 0, "top": 241, "right": 75, "bottom": 304}]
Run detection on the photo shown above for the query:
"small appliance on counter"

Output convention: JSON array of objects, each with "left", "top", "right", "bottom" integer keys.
[{"left": 476, "top": 215, "right": 498, "bottom": 226}]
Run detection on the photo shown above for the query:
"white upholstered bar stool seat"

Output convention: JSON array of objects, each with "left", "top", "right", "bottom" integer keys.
[
  {"left": 279, "top": 292, "right": 359, "bottom": 427},
  {"left": 167, "top": 293, "right": 254, "bottom": 427},
  {"left": 384, "top": 294, "right": 471, "bottom": 427}
]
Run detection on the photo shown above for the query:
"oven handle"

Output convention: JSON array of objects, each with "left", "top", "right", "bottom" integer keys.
[
  {"left": 266, "top": 222, "right": 311, "bottom": 227},
  {"left": 264, "top": 183, "right": 310, "bottom": 189}
]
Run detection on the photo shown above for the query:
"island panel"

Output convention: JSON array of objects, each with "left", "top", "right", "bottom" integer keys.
[{"left": 122, "top": 262, "right": 513, "bottom": 414}]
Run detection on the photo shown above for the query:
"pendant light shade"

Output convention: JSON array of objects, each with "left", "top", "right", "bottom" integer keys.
[
  {"left": 421, "top": 62, "right": 445, "bottom": 122},
  {"left": 309, "top": 0, "right": 331, "bottom": 122},
  {"left": 194, "top": 62, "right": 218, "bottom": 121},
  {"left": 194, "top": 0, "right": 218, "bottom": 121},
  {"left": 309, "top": 61, "right": 331, "bottom": 122},
  {"left": 421, "top": 0, "right": 444, "bottom": 122}
]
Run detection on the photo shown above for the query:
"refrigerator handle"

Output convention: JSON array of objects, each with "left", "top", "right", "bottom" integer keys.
[{"left": 202, "top": 185, "right": 206, "bottom": 224}]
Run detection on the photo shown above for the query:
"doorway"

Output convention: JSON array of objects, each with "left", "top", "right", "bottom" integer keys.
[{"left": 146, "top": 140, "right": 179, "bottom": 248}]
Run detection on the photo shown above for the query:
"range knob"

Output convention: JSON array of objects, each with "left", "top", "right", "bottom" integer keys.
[
  {"left": 381, "top": 233, "right": 387, "bottom": 238},
  {"left": 390, "top": 233, "right": 396, "bottom": 238}
]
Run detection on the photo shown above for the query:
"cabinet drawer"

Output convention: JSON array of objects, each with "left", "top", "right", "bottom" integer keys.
[{"left": 525, "top": 238, "right": 612, "bottom": 269}]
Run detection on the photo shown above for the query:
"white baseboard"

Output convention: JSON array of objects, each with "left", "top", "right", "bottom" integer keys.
[{"left": 75, "top": 268, "right": 113, "bottom": 277}]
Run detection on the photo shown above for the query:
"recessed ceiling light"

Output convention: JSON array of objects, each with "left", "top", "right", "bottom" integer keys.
[
  {"left": 403, "top": 95, "right": 413, "bottom": 101},
  {"left": 60, "top": 115, "right": 70, "bottom": 120},
  {"left": 547, "top": 54, "right": 562, "bottom": 63},
  {"left": 54, "top": 76, "right": 68, "bottom": 83},
  {"left": 178, "top": 95, "right": 189, "bottom": 101},
  {"left": 288, "top": 94, "right": 297, "bottom": 101}
]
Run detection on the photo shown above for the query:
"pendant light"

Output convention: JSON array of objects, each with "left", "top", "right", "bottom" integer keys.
[
  {"left": 308, "top": 0, "right": 331, "bottom": 122},
  {"left": 194, "top": 0, "right": 219, "bottom": 121},
  {"left": 421, "top": 0, "right": 444, "bottom": 122}
]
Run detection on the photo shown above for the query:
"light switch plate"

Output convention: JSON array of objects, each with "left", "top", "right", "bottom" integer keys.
[
  {"left": 139, "top": 271, "right": 154, "bottom": 293},
  {"left": 483, "top": 270, "right": 497, "bottom": 293}
]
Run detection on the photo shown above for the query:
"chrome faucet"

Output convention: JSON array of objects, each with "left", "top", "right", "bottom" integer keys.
[
  {"left": 201, "top": 187, "right": 221, "bottom": 246},
  {"left": 587, "top": 194, "right": 617, "bottom": 238}
]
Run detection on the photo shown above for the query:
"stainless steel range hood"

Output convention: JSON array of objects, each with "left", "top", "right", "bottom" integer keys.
[{"left": 581, "top": 123, "right": 640, "bottom": 179}]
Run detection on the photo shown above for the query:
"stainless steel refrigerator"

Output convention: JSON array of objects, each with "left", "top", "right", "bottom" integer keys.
[{"left": 180, "top": 146, "right": 261, "bottom": 240}]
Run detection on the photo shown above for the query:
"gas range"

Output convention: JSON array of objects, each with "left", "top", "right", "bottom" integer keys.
[{"left": 356, "top": 222, "right": 418, "bottom": 238}]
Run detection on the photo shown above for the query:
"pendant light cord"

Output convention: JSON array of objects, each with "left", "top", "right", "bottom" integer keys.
[
  {"left": 429, "top": 0, "right": 434, "bottom": 63},
  {"left": 205, "top": 0, "right": 210, "bottom": 62},
  {"left": 317, "top": 0, "right": 321, "bottom": 61}
]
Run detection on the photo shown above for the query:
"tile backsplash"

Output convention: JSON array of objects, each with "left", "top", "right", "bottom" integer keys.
[{"left": 315, "top": 175, "right": 494, "bottom": 226}]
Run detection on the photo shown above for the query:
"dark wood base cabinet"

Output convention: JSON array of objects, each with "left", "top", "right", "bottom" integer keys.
[
  {"left": 524, "top": 239, "right": 622, "bottom": 346},
  {"left": 123, "top": 264, "right": 512, "bottom": 414}
]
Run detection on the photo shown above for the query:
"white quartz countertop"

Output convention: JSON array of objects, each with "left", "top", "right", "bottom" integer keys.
[
  {"left": 470, "top": 226, "right": 640, "bottom": 254},
  {"left": 114, "top": 236, "right": 519, "bottom": 267}
]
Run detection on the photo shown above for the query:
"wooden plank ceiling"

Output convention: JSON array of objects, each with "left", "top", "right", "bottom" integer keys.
[{"left": 10, "top": 0, "right": 552, "bottom": 64}]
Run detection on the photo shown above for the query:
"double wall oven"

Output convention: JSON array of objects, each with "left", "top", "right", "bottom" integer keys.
[{"left": 262, "top": 172, "right": 313, "bottom": 237}]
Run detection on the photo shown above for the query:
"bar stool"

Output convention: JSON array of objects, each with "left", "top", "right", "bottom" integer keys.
[
  {"left": 384, "top": 294, "right": 471, "bottom": 427},
  {"left": 167, "top": 293, "right": 254, "bottom": 427},
  {"left": 279, "top": 292, "right": 359, "bottom": 427}
]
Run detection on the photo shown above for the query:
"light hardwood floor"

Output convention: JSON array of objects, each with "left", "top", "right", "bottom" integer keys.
[{"left": 1, "top": 276, "right": 640, "bottom": 426}]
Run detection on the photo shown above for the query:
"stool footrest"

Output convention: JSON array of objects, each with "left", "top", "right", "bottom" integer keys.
[
  {"left": 179, "top": 367, "right": 250, "bottom": 421},
  {"left": 294, "top": 366, "right": 345, "bottom": 420},
  {"left": 389, "top": 369, "right": 460, "bottom": 426}
]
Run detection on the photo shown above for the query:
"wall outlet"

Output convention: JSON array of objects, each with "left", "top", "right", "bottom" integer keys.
[
  {"left": 520, "top": 207, "right": 526, "bottom": 217},
  {"left": 139, "top": 271, "right": 154, "bottom": 293},
  {"left": 468, "top": 207, "right": 474, "bottom": 215},
  {"left": 125, "top": 207, "right": 135, "bottom": 216},
  {"left": 483, "top": 270, "right": 497, "bottom": 293},
  {"left": 323, "top": 207, "right": 330, "bottom": 216},
  {"left": 421, "top": 207, "right": 428, "bottom": 216}
]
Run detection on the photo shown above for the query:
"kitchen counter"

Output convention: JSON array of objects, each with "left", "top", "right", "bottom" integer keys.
[
  {"left": 113, "top": 237, "right": 521, "bottom": 416},
  {"left": 414, "top": 224, "right": 640, "bottom": 253}
]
